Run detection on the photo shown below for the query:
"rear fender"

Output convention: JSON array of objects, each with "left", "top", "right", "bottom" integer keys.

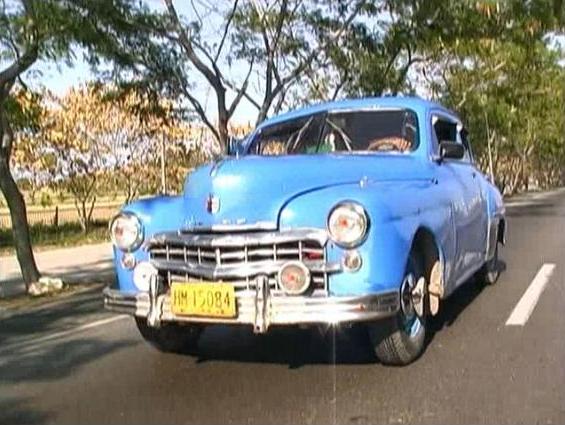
[{"left": 484, "top": 182, "right": 506, "bottom": 260}]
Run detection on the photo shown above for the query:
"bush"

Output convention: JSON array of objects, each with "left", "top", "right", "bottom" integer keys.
[
  {"left": 0, "top": 220, "right": 108, "bottom": 251},
  {"left": 40, "top": 191, "right": 52, "bottom": 208}
]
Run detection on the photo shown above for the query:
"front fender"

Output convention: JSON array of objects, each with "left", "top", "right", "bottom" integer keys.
[
  {"left": 114, "top": 195, "right": 185, "bottom": 292},
  {"left": 279, "top": 180, "right": 452, "bottom": 296}
]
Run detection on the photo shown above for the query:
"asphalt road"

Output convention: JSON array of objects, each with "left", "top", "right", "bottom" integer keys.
[{"left": 1, "top": 189, "right": 564, "bottom": 425}]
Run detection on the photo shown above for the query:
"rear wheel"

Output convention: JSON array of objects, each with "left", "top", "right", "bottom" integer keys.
[
  {"left": 368, "top": 251, "right": 428, "bottom": 366},
  {"left": 135, "top": 317, "right": 202, "bottom": 353},
  {"left": 477, "top": 243, "right": 500, "bottom": 285}
]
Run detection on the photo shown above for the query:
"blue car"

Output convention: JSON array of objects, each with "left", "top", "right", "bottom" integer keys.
[{"left": 104, "top": 96, "right": 506, "bottom": 365}]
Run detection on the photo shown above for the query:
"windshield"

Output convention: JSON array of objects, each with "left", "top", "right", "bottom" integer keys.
[{"left": 248, "top": 109, "right": 418, "bottom": 155}]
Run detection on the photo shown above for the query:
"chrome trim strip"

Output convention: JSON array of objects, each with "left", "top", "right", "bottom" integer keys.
[
  {"left": 182, "top": 221, "right": 278, "bottom": 233},
  {"left": 150, "top": 258, "right": 340, "bottom": 280},
  {"left": 103, "top": 287, "right": 399, "bottom": 328},
  {"left": 147, "top": 228, "right": 328, "bottom": 249}
]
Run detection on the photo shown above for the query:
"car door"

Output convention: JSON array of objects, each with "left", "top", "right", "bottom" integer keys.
[
  {"left": 458, "top": 127, "right": 488, "bottom": 266},
  {"left": 432, "top": 115, "right": 486, "bottom": 281}
]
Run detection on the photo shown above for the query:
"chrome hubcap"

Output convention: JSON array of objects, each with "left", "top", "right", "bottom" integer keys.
[{"left": 400, "top": 273, "right": 424, "bottom": 338}]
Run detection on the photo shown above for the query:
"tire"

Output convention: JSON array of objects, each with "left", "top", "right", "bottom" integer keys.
[
  {"left": 135, "top": 317, "right": 202, "bottom": 353},
  {"left": 367, "top": 251, "right": 428, "bottom": 366},
  {"left": 477, "top": 243, "right": 500, "bottom": 285}
]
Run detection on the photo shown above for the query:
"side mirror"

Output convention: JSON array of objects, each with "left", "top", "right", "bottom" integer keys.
[
  {"left": 226, "top": 137, "right": 242, "bottom": 156},
  {"left": 439, "top": 141, "right": 465, "bottom": 161}
]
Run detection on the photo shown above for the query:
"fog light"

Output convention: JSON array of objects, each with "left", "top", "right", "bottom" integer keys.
[
  {"left": 133, "top": 261, "right": 157, "bottom": 291},
  {"left": 121, "top": 253, "right": 136, "bottom": 270},
  {"left": 278, "top": 261, "right": 310, "bottom": 295},
  {"left": 342, "top": 250, "right": 362, "bottom": 272}
]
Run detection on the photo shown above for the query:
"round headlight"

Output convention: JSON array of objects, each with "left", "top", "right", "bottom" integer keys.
[
  {"left": 110, "top": 212, "right": 143, "bottom": 252},
  {"left": 327, "top": 202, "right": 368, "bottom": 247}
]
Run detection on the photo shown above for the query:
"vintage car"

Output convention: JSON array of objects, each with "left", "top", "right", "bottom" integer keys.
[{"left": 104, "top": 97, "right": 506, "bottom": 365}]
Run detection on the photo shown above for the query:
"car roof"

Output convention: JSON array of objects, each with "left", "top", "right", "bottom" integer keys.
[{"left": 257, "top": 96, "right": 459, "bottom": 129}]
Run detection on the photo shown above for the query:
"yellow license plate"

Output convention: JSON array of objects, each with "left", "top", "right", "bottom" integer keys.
[{"left": 170, "top": 282, "right": 236, "bottom": 318}]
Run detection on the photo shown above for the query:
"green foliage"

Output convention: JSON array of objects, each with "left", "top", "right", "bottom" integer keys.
[
  {"left": 3, "top": 0, "right": 564, "bottom": 203},
  {"left": 307, "top": 0, "right": 564, "bottom": 194},
  {"left": 39, "top": 191, "right": 52, "bottom": 208},
  {"left": 0, "top": 220, "right": 108, "bottom": 253},
  {"left": 4, "top": 89, "right": 43, "bottom": 132},
  {"left": 1, "top": 0, "right": 173, "bottom": 83},
  {"left": 424, "top": 3, "right": 565, "bottom": 194}
]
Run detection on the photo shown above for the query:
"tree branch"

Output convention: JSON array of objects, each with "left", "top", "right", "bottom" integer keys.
[
  {"left": 223, "top": 77, "right": 261, "bottom": 110},
  {"left": 214, "top": 0, "right": 239, "bottom": 62},
  {"left": 0, "top": 41, "right": 38, "bottom": 88},
  {"left": 192, "top": 39, "right": 225, "bottom": 82},
  {"left": 180, "top": 86, "right": 221, "bottom": 143},
  {"left": 258, "top": 0, "right": 367, "bottom": 120},
  {"left": 163, "top": 0, "right": 223, "bottom": 91},
  {"left": 331, "top": 70, "right": 348, "bottom": 100},
  {"left": 0, "top": 0, "right": 39, "bottom": 88},
  {"left": 227, "top": 58, "right": 254, "bottom": 117}
]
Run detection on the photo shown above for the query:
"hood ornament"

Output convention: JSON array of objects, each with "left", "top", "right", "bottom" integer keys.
[{"left": 206, "top": 194, "right": 220, "bottom": 214}]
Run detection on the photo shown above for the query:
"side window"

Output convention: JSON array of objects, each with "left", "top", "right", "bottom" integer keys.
[
  {"left": 458, "top": 127, "right": 473, "bottom": 163},
  {"left": 432, "top": 116, "right": 457, "bottom": 148},
  {"left": 432, "top": 116, "right": 471, "bottom": 162}
]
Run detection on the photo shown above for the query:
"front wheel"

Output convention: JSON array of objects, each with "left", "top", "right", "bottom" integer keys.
[
  {"left": 135, "top": 317, "right": 202, "bottom": 353},
  {"left": 367, "top": 252, "right": 427, "bottom": 366}
]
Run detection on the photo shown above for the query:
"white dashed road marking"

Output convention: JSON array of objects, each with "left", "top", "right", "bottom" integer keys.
[{"left": 506, "top": 264, "right": 556, "bottom": 326}]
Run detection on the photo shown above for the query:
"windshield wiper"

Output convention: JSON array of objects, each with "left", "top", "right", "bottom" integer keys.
[{"left": 325, "top": 118, "right": 353, "bottom": 151}]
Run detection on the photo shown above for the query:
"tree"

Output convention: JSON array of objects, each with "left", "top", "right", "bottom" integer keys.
[
  {"left": 40, "top": 86, "right": 111, "bottom": 232},
  {"left": 417, "top": 1, "right": 565, "bottom": 194},
  {"left": 129, "top": 1, "right": 367, "bottom": 151},
  {"left": 19, "top": 84, "right": 212, "bottom": 224},
  {"left": 0, "top": 0, "right": 172, "bottom": 289},
  {"left": 120, "top": 90, "right": 210, "bottom": 196},
  {"left": 9, "top": 87, "right": 50, "bottom": 205}
]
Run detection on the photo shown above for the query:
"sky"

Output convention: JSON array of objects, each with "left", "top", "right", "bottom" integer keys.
[{"left": 25, "top": 0, "right": 260, "bottom": 125}]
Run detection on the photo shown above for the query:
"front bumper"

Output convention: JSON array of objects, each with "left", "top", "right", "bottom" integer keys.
[{"left": 103, "top": 285, "right": 399, "bottom": 333}]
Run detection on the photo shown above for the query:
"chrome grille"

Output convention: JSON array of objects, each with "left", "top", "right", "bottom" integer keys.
[{"left": 147, "top": 229, "right": 335, "bottom": 293}]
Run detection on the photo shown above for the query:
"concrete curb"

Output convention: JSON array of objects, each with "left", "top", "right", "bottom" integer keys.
[{"left": 1, "top": 242, "right": 113, "bottom": 299}]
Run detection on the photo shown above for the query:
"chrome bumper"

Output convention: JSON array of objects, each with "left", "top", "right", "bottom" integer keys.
[{"left": 103, "top": 286, "right": 399, "bottom": 333}]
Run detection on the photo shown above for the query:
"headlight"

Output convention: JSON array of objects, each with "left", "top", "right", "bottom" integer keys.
[
  {"left": 110, "top": 212, "right": 143, "bottom": 252},
  {"left": 327, "top": 202, "right": 368, "bottom": 247}
]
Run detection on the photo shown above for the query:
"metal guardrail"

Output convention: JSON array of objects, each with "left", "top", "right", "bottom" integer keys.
[{"left": 0, "top": 203, "right": 122, "bottom": 228}]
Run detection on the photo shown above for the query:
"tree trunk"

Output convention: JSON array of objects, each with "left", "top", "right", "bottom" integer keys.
[
  {"left": 0, "top": 159, "right": 40, "bottom": 288},
  {"left": 218, "top": 115, "right": 229, "bottom": 153}
]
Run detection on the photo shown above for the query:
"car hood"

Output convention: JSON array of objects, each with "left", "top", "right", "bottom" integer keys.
[{"left": 182, "top": 154, "right": 431, "bottom": 229}]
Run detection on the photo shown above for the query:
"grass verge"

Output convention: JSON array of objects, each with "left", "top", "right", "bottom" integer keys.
[{"left": 0, "top": 220, "right": 108, "bottom": 256}]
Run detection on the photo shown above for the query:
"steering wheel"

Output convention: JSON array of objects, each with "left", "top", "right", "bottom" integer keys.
[{"left": 367, "top": 137, "right": 411, "bottom": 152}]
